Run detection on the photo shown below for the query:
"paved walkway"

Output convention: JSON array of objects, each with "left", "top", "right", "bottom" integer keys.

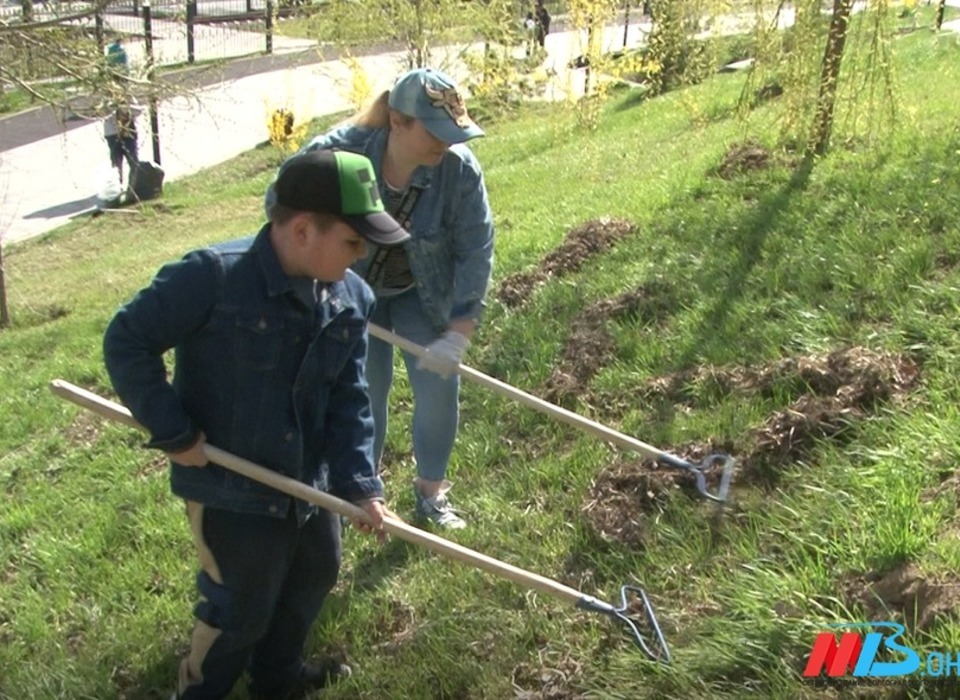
[
  {"left": 0, "top": 16, "right": 630, "bottom": 245},
  {"left": 2, "top": 4, "right": 957, "bottom": 246}
]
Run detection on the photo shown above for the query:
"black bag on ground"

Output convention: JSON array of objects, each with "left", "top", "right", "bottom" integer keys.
[{"left": 129, "top": 161, "right": 165, "bottom": 202}]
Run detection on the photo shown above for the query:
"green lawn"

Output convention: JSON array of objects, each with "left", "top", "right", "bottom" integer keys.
[{"left": 2, "top": 12, "right": 960, "bottom": 700}]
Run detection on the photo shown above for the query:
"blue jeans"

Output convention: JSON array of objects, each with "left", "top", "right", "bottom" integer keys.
[{"left": 368, "top": 288, "right": 460, "bottom": 482}]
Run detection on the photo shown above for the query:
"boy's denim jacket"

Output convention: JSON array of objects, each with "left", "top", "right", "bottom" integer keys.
[
  {"left": 295, "top": 125, "right": 495, "bottom": 332},
  {"left": 103, "top": 226, "right": 383, "bottom": 520}
]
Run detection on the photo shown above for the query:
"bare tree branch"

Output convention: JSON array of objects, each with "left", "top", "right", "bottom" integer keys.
[{"left": 0, "top": 0, "right": 114, "bottom": 32}]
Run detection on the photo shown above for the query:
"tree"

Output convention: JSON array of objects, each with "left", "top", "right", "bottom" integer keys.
[
  {"left": 809, "top": 0, "right": 854, "bottom": 155},
  {"left": 301, "top": 0, "right": 499, "bottom": 71},
  {"left": 935, "top": 0, "right": 947, "bottom": 31},
  {"left": 735, "top": 0, "right": 896, "bottom": 158},
  {"left": 0, "top": 234, "right": 8, "bottom": 328}
]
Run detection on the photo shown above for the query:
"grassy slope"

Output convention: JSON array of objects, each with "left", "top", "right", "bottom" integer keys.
[{"left": 2, "top": 17, "right": 960, "bottom": 700}]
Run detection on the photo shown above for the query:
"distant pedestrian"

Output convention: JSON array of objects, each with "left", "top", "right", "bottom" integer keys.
[
  {"left": 534, "top": 0, "right": 551, "bottom": 47},
  {"left": 523, "top": 12, "right": 537, "bottom": 56},
  {"left": 103, "top": 98, "right": 141, "bottom": 186},
  {"left": 106, "top": 36, "right": 129, "bottom": 75}
]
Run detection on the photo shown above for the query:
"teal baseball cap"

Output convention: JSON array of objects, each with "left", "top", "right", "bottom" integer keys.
[
  {"left": 388, "top": 67, "right": 485, "bottom": 145},
  {"left": 274, "top": 150, "right": 410, "bottom": 246}
]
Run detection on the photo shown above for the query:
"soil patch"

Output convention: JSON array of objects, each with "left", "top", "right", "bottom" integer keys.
[
  {"left": 496, "top": 217, "right": 636, "bottom": 309},
  {"left": 542, "top": 280, "right": 682, "bottom": 406},
  {"left": 641, "top": 347, "right": 919, "bottom": 409},
  {"left": 844, "top": 563, "right": 960, "bottom": 633},
  {"left": 580, "top": 348, "right": 921, "bottom": 545},
  {"left": 739, "top": 348, "right": 920, "bottom": 485},
  {"left": 582, "top": 459, "right": 681, "bottom": 547},
  {"left": 371, "top": 598, "right": 417, "bottom": 651},
  {"left": 582, "top": 440, "right": 733, "bottom": 547},
  {"left": 134, "top": 452, "right": 169, "bottom": 479},
  {"left": 714, "top": 141, "right": 773, "bottom": 180},
  {"left": 512, "top": 650, "right": 585, "bottom": 699},
  {"left": 62, "top": 410, "right": 103, "bottom": 448}
]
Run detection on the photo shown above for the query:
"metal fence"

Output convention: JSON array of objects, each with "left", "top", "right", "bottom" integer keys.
[
  {"left": 0, "top": 0, "right": 292, "bottom": 69},
  {"left": 96, "top": 0, "right": 282, "bottom": 67}
]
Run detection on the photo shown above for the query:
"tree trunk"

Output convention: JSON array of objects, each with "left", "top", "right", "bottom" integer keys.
[
  {"left": 809, "top": 0, "right": 854, "bottom": 156},
  {"left": 0, "top": 240, "right": 10, "bottom": 328},
  {"left": 935, "top": 0, "right": 946, "bottom": 31},
  {"left": 20, "top": 0, "right": 33, "bottom": 23},
  {"left": 623, "top": 0, "right": 630, "bottom": 47}
]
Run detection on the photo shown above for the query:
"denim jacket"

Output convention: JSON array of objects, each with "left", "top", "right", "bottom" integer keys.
[
  {"left": 292, "top": 125, "right": 495, "bottom": 332},
  {"left": 103, "top": 225, "right": 383, "bottom": 521}
]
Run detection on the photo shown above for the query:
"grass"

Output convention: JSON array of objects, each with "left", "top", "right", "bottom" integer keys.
[{"left": 3, "top": 13, "right": 960, "bottom": 700}]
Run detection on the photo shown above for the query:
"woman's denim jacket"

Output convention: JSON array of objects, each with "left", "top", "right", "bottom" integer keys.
[
  {"left": 276, "top": 125, "right": 495, "bottom": 332},
  {"left": 103, "top": 226, "right": 383, "bottom": 521}
]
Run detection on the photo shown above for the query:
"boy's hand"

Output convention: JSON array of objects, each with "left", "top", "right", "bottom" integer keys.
[
  {"left": 351, "top": 499, "right": 394, "bottom": 544},
  {"left": 165, "top": 432, "right": 208, "bottom": 467}
]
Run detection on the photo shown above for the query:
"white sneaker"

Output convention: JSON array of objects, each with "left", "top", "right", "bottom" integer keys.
[{"left": 413, "top": 480, "right": 466, "bottom": 529}]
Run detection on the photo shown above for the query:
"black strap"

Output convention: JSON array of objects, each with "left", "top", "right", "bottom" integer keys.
[{"left": 364, "top": 184, "right": 422, "bottom": 284}]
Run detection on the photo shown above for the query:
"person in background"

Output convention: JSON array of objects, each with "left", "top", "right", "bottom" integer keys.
[
  {"left": 104, "top": 150, "right": 409, "bottom": 700},
  {"left": 106, "top": 36, "right": 129, "bottom": 75},
  {"left": 534, "top": 0, "right": 551, "bottom": 48},
  {"left": 267, "top": 67, "right": 494, "bottom": 529},
  {"left": 103, "top": 97, "right": 140, "bottom": 186},
  {"left": 523, "top": 11, "right": 537, "bottom": 56}
]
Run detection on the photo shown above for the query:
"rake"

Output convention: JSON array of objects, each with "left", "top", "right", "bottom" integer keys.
[
  {"left": 370, "top": 324, "right": 735, "bottom": 503},
  {"left": 50, "top": 379, "right": 671, "bottom": 662}
]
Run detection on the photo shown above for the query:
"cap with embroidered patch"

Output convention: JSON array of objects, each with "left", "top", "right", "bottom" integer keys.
[
  {"left": 388, "top": 67, "right": 485, "bottom": 145},
  {"left": 274, "top": 150, "right": 410, "bottom": 246}
]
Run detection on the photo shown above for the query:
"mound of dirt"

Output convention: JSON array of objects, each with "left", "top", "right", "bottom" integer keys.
[
  {"left": 641, "top": 347, "right": 920, "bottom": 409},
  {"left": 578, "top": 347, "right": 922, "bottom": 545},
  {"left": 845, "top": 563, "right": 960, "bottom": 632},
  {"left": 582, "top": 460, "right": 681, "bottom": 547},
  {"left": 715, "top": 141, "right": 772, "bottom": 180},
  {"left": 582, "top": 441, "right": 733, "bottom": 546},
  {"left": 739, "top": 349, "right": 920, "bottom": 483},
  {"left": 497, "top": 217, "right": 636, "bottom": 309},
  {"left": 63, "top": 410, "right": 103, "bottom": 448},
  {"left": 542, "top": 281, "right": 683, "bottom": 406},
  {"left": 371, "top": 599, "right": 417, "bottom": 651},
  {"left": 542, "top": 319, "right": 615, "bottom": 406}
]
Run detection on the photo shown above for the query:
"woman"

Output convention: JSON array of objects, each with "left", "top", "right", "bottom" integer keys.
[{"left": 272, "top": 67, "right": 494, "bottom": 528}]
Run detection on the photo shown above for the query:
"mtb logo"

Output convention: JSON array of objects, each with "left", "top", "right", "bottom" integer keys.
[{"left": 803, "top": 622, "right": 921, "bottom": 678}]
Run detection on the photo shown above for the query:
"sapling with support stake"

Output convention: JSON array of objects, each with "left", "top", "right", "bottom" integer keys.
[{"left": 50, "top": 379, "right": 672, "bottom": 663}]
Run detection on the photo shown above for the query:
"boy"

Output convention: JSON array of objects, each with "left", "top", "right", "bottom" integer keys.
[{"left": 104, "top": 150, "right": 409, "bottom": 699}]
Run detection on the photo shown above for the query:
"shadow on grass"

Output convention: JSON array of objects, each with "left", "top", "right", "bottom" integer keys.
[
  {"left": 676, "top": 156, "right": 815, "bottom": 368},
  {"left": 113, "top": 653, "right": 182, "bottom": 700},
  {"left": 347, "top": 535, "right": 418, "bottom": 592}
]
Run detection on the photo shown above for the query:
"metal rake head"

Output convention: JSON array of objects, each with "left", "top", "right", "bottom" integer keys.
[
  {"left": 659, "top": 452, "right": 736, "bottom": 503},
  {"left": 576, "top": 585, "right": 671, "bottom": 663}
]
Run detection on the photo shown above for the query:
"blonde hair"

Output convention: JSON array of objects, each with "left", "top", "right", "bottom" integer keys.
[
  {"left": 351, "top": 91, "right": 391, "bottom": 129},
  {"left": 350, "top": 90, "right": 415, "bottom": 131}
]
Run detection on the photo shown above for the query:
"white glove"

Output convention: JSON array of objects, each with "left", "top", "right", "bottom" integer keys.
[{"left": 416, "top": 331, "right": 470, "bottom": 378}]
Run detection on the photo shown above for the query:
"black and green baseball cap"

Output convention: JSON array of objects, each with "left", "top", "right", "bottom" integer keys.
[{"left": 274, "top": 150, "right": 410, "bottom": 246}]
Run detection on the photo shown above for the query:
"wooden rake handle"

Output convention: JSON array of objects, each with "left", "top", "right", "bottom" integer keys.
[
  {"left": 369, "top": 324, "right": 734, "bottom": 503},
  {"left": 50, "top": 378, "right": 670, "bottom": 661},
  {"left": 370, "top": 323, "right": 668, "bottom": 461},
  {"left": 50, "top": 380, "right": 589, "bottom": 605}
]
